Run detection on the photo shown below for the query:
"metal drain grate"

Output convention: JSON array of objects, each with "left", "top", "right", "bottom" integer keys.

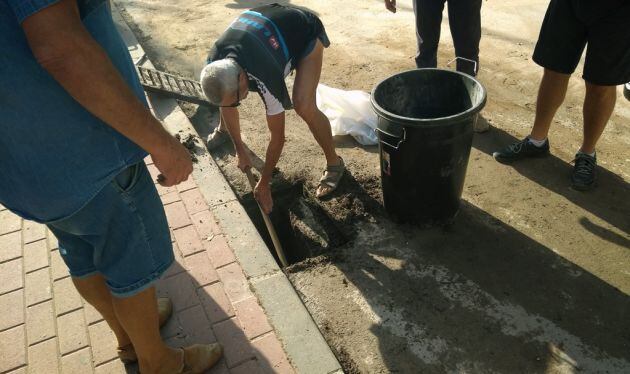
[{"left": 135, "top": 66, "right": 211, "bottom": 107}]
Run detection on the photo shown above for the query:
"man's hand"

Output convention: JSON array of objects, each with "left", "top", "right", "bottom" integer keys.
[
  {"left": 254, "top": 180, "right": 273, "bottom": 214},
  {"left": 385, "top": 0, "right": 397, "bottom": 13},
  {"left": 151, "top": 135, "right": 193, "bottom": 187},
  {"left": 237, "top": 150, "right": 253, "bottom": 172}
]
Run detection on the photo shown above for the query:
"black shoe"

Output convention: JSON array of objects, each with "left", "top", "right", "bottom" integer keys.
[
  {"left": 492, "top": 137, "right": 550, "bottom": 163},
  {"left": 571, "top": 152, "right": 597, "bottom": 191}
]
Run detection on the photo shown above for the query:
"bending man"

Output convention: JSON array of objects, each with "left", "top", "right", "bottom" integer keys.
[{"left": 200, "top": 4, "right": 345, "bottom": 213}]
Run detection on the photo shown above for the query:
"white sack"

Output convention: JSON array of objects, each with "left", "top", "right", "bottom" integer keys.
[{"left": 316, "top": 84, "right": 378, "bottom": 145}]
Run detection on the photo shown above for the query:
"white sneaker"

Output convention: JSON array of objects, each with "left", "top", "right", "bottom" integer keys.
[{"left": 206, "top": 128, "right": 230, "bottom": 150}]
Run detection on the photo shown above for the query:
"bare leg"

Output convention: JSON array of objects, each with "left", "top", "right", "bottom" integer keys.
[
  {"left": 581, "top": 82, "right": 616, "bottom": 154},
  {"left": 112, "top": 287, "right": 182, "bottom": 374},
  {"left": 292, "top": 40, "right": 340, "bottom": 196},
  {"left": 72, "top": 275, "right": 130, "bottom": 348},
  {"left": 529, "top": 69, "right": 570, "bottom": 141}
]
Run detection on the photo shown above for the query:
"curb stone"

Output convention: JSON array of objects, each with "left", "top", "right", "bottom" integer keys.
[{"left": 112, "top": 4, "right": 343, "bottom": 373}]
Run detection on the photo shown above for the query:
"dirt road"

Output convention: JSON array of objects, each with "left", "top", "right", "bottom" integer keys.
[{"left": 116, "top": 0, "right": 630, "bottom": 372}]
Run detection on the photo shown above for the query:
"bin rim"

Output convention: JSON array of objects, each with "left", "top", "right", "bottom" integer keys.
[{"left": 370, "top": 68, "right": 487, "bottom": 127}]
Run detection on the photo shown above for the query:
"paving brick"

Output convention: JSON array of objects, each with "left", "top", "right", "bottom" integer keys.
[
  {"left": 233, "top": 297, "right": 272, "bottom": 340},
  {"left": 0, "top": 258, "right": 23, "bottom": 295},
  {"left": 212, "top": 318, "right": 254, "bottom": 368},
  {"left": 205, "top": 235, "right": 235, "bottom": 269},
  {"left": 216, "top": 263, "right": 252, "bottom": 304},
  {"left": 26, "top": 301, "right": 55, "bottom": 346},
  {"left": 176, "top": 177, "right": 197, "bottom": 193},
  {"left": 156, "top": 272, "right": 198, "bottom": 312},
  {"left": 156, "top": 182, "right": 177, "bottom": 197},
  {"left": 0, "top": 325, "right": 26, "bottom": 372},
  {"left": 178, "top": 305, "right": 216, "bottom": 345},
  {"left": 197, "top": 283, "right": 235, "bottom": 324},
  {"left": 0, "top": 210, "right": 21, "bottom": 235},
  {"left": 57, "top": 309, "right": 89, "bottom": 355},
  {"left": 0, "top": 289, "right": 24, "bottom": 331},
  {"left": 160, "top": 190, "right": 181, "bottom": 205},
  {"left": 27, "top": 338, "right": 59, "bottom": 374},
  {"left": 22, "top": 221, "right": 46, "bottom": 245},
  {"left": 164, "top": 242, "right": 186, "bottom": 279},
  {"left": 164, "top": 201, "right": 192, "bottom": 229},
  {"left": 191, "top": 210, "right": 222, "bottom": 240},
  {"left": 61, "top": 347, "right": 93, "bottom": 374},
  {"left": 230, "top": 359, "right": 264, "bottom": 374},
  {"left": 47, "top": 230, "right": 59, "bottom": 251},
  {"left": 0, "top": 231, "right": 22, "bottom": 263},
  {"left": 50, "top": 249, "right": 69, "bottom": 281},
  {"left": 206, "top": 360, "right": 230, "bottom": 374},
  {"left": 94, "top": 359, "right": 125, "bottom": 374},
  {"left": 53, "top": 277, "right": 82, "bottom": 316},
  {"left": 147, "top": 163, "right": 160, "bottom": 182},
  {"left": 6, "top": 367, "right": 26, "bottom": 374},
  {"left": 252, "top": 332, "right": 294, "bottom": 373},
  {"left": 173, "top": 225, "right": 204, "bottom": 257},
  {"left": 184, "top": 251, "right": 219, "bottom": 287},
  {"left": 180, "top": 188, "right": 207, "bottom": 215},
  {"left": 88, "top": 321, "right": 117, "bottom": 366},
  {"left": 83, "top": 300, "right": 104, "bottom": 326},
  {"left": 25, "top": 268, "right": 51, "bottom": 306},
  {"left": 23, "top": 240, "right": 48, "bottom": 273}
]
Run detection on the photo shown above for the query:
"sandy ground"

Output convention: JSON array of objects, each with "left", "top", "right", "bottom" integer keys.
[{"left": 115, "top": 0, "right": 630, "bottom": 372}]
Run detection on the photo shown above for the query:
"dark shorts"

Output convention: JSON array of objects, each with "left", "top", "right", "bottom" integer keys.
[
  {"left": 532, "top": 0, "right": 630, "bottom": 86},
  {"left": 47, "top": 162, "right": 173, "bottom": 298}
]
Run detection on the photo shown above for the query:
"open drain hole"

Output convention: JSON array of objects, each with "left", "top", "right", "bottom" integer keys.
[{"left": 241, "top": 183, "right": 348, "bottom": 265}]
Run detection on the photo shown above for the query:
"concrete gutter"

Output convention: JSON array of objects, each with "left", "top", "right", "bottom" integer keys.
[{"left": 112, "top": 5, "right": 342, "bottom": 374}]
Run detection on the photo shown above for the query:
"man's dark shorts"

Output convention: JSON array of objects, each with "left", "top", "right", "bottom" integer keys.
[
  {"left": 533, "top": 0, "right": 630, "bottom": 86},
  {"left": 47, "top": 162, "right": 173, "bottom": 298}
]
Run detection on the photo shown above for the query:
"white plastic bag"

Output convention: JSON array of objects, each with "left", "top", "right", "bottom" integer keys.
[{"left": 316, "top": 84, "right": 378, "bottom": 145}]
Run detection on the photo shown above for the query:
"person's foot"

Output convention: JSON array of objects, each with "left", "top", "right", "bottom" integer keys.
[
  {"left": 117, "top": 297, "right": 174, "bottom": 364},
  {"left": 316, "top": 156, "right": 345, "bottom": 198},
  {"left": 492, "top": 137, "right": 550, "bottom": 163},
  {"left": 180, "top": 343, "right": 223, "bottom": 373},
  {"left": 571, "top": 152, "right": 597, "bottom": 191},
  {"left": 206, "top": 128, "right": 230, "bottom": 150}
]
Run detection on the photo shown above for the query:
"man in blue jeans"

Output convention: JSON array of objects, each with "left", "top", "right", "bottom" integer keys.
[{"left": 0, "top": 0, "right": 221, "bottom": 372}]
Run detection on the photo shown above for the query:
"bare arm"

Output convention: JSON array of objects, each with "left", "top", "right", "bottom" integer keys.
[
  {"left": 254, "top": 112, "right": 285, "bottom": 213},
  {"left": 21, "top": 0, "right": 191, "bottom": 186},
  {"left": 219, "top": 106, "right": 253, "bottom": 171}
]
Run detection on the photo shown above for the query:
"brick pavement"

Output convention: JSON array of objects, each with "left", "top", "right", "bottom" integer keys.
[{"left": 0, "top": 157, "right": 294, "bottom": 374}]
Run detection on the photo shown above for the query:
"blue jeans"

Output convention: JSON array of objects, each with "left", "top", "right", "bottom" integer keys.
[{"left": 48, "top": 162, "right": 173, "bottom": 297}]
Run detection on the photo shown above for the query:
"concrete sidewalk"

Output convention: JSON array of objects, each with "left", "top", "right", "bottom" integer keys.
[{"left": 0, "top": 167, "right": 293, "bottom": 373}]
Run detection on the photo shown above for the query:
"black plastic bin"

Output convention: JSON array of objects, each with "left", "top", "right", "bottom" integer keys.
[{"left": 371, "top": 69, "right": 487, "bottom": 224}]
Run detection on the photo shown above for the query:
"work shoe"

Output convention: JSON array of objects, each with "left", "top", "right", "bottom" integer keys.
[
  {"left": 571, "top": 152, "right": 597, "bottom": 191},
  {"left": 206, "top": 128, "right": 230, "bottom": 150},
  {"left": 492, "top": 137, "right": 550, "bottom": 163},
  {"left": 117, "top": 297, "right": 174, "bottom": 364},
  {"left": 179, "top": 343, "right": 223, "bottom": 373}
]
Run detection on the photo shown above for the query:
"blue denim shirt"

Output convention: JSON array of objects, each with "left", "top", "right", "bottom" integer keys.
[{"left": 0, "top": 0, "right": 148, "bottom": 223}]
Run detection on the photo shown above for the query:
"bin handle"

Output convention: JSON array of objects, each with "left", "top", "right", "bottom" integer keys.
[
  {"left": 376, "top": 127, "right": 406, "bottom": 150},
  {"left": 446, "top": 57, "right": 478, "bottom": 75}
]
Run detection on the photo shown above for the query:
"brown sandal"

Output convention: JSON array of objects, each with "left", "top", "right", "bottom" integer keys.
[{"left": 316, "top": 156, "right": 345, "bottom": 198}]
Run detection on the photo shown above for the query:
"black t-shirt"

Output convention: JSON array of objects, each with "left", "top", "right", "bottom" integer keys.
[{"left": 207, "top": 4, "right": 325, "bottom": 115}]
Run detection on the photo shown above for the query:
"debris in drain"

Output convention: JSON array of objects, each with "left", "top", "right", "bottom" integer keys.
[{"left": 175, "top": 133, "right": 199, "bottom": 163}]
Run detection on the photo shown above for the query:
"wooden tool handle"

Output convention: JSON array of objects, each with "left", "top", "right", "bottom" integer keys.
[{"left": 245, "top": 168, "right": 289, "bottom": 267}]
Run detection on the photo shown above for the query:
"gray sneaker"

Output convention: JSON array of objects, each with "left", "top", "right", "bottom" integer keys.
[{"left": 206, "top": 128, "right": 230, "bottom": 150}]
